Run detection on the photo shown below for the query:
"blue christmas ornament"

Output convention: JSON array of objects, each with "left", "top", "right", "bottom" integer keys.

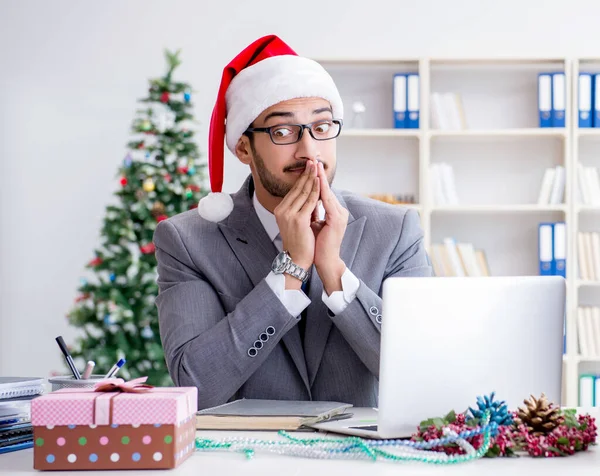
[
  {"left": 187, "top": 166, "right": 195, "bottom": 175},
  {"left": 184, "top": 91, "right": 191, "bottom": 103},
  {"left": 468, "top": 392, "right": 513, "bottom": 431},
  {"left": 79, "top": 277, "right": 88, "bottom": 286},
  {"left": 145, "top": 152, "right": 151, "bottom": 159},
  {"left": 103, "top": 314, "right": 113, "bottom": 326},
  {"left": 109, "top": 273, "right": 116, "bottom": 282},
  {"left": 123, "top": 154, "right": 133, "bottom": 168}
]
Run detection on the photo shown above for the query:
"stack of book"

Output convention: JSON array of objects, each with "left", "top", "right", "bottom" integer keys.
[
  {"left": 537, "top": 166, "right": 566, "bottom": 205},
  {"left": 429, "top": 163, "right": 459, "bottom": 206},
  {"left": 0, "top": 377, "right": 45, "bottom": 454},
  {"left": 429, "top": 238, "right": 490, "bottom": 277},
  {"left": 576, "top": 306, "right": 600, "bottom": 358},
  {"left": 577, "top": 164, "right": 600, "bottom": 205},
  {"left": 429, "top": 92, "right": 467, "bottom": 130},
  {"left": 577, "top": 231, "right": 600, "bottom": 281}
]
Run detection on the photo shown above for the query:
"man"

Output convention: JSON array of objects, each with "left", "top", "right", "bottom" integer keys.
[{"left": 153, "top": 35, "right": 432, "bottom": 410}]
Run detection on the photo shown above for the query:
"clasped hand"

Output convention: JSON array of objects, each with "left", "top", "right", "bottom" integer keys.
[{"left": 274, "top": 160, "right": 349, "bottom": 294}]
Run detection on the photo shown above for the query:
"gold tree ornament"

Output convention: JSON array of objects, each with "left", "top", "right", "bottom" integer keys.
[
  {"left": 514, "top": 393, "right": 564, "bottom": 436},
  {"left": 151, "top": 201, "right": 166, "bottom": 217}
]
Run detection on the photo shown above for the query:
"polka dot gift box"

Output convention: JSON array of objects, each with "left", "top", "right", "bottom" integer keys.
[{"left": 31, "top": 377, "right": 197, "bottom": 470}]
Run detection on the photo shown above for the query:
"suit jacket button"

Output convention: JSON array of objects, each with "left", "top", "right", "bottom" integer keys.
[
  {"left": 259, "top": 332, "right": 269, "bottom": 342},
  {"left": 266, "top": 326, "right": 276, "bottom": 336},
  {"left": 254, "top": 340, "right": 263, "bottom": 350},
  {"left": 369, "top": 306, "right": 379, "bottom": 316},
  {"left": 248, "top": 347, "right": 258, "bottom": 357},
  {"left": 376, "top": 314, "right": 383, "bottom": 324}
]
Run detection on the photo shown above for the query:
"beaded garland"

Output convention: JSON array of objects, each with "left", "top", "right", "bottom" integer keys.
[{"left": 194, "top": 411, "right": 494, "bottom": 465}]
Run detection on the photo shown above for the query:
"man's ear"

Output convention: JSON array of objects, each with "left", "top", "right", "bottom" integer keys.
[{"left": 235, "top": 134, "right": 253, "bottom": 165}]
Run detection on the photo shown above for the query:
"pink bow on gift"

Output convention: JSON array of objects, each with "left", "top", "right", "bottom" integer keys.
[{"left": 93, "top": 376, "right": 154, "bottom": 393}]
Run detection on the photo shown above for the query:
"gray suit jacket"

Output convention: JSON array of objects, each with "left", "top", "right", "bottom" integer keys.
[{"left": 154, "top": 175, "right": 432, "bottom": 410}]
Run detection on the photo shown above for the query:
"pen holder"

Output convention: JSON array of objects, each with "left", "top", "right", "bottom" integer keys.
[{"left": 48, "top": 374, "right": 119, "bottom": 392}]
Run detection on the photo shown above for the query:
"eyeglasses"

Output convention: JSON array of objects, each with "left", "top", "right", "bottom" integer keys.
[{"left": 245, "top": 119, "right": 343, "bottom": 145}]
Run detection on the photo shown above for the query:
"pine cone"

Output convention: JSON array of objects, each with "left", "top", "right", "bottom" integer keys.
[{"left": 514, "top": 393, "right": 564, "bottom": 436}]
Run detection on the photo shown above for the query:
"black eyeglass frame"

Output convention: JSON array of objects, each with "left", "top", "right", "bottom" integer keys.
[{"left": 244, "top": 119, "right": 343, "bottom": 145}]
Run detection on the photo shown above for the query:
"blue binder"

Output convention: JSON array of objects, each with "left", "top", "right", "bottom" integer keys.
[
  {"left": 594, "top": 74, "right": 600, "bottom": 128},
  {"left": 393, "top": 74, "right": 407, "bottom": 128},
  {"left": 406, "top": 73, "right": 419, "bottom": 129},
  {"left": 538, "top": 73, "right": 552, "bottom": 127},
  {"left": 579, "top": 72, "right": 593, "bottom": 128},
  {"left": 538, "top": 223, "right": 554, "bottom": 275},
  {"left": 553, "top": 222, "right": 566, "bottom": 278},
  {"left": 552, "top": 72, "right": 566, "bottom": 127}
]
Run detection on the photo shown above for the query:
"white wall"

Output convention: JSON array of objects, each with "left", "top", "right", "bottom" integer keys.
[{"left": 1, "top": 0, "right": 600, "bottom": 377}]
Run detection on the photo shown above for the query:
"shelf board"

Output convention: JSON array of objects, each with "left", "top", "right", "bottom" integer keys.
[
  {"left": 431, "top": 204, "right": 567, "bottom": 213},
  {"left": 429, "top": 128, "right": 566, "bottom": 139},
  {"left": 577, "top": 280, "right": 600, "bottom": 288},
  {"left": 563, "top": 355, "right": 600, "bottom": 364},
  {"left": 576, "top": 129, "right": 600, "bottom": 137},
  {"left": 342, "top": 129, "right": 421, "bottom": 138},
  {"left": 577, "top": 205, "right": 600, "bottom": 212}
]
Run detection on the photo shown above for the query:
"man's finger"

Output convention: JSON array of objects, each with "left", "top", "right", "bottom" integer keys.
[
  {"left": 295, "top": 176, "right": 320, "bottom": 215},
  {"left": 278, "top": 161, "right": 314, "bottom": 210}
]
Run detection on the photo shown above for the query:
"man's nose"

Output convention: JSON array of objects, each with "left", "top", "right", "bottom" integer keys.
[{"left": 295, "top": 127, "right": 320, "bottom": 161}]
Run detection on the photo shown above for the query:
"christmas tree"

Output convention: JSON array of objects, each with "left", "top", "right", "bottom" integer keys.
[{"left": 66, "top": 50, "right": 207, "bottom": 386}]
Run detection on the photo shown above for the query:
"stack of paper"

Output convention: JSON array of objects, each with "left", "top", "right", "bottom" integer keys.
[{"left": 0, "top": 377, "right": 44, "bottom": 454}]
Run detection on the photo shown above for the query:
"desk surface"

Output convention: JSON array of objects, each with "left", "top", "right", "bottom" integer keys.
[{"left": 2, "top": 408, "right": 599, "bottom": 475}]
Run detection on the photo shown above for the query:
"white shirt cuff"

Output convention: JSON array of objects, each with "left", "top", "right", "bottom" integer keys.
[
  {"left": 265, "top": 271, "right": 311, "bottom": 318},
  {"left": 321, "top": 267, "right": 360, "bottom": 315}
]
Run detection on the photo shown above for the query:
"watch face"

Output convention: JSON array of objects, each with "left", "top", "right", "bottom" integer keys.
[{"left": 272, "top": 252, "right": 289, "bottom": 273}]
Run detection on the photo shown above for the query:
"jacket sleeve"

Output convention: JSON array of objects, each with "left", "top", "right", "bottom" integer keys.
[
  {"left": 153, "top": 220, "right": 300, "bottom": 409},
  {"left": 328, "top": 208, "right": 433, "bottom": 376}
]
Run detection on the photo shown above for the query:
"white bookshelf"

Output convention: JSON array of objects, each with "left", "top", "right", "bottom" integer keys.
[{"left": 315, "top": 55, "right": 589, "bottom": 407}]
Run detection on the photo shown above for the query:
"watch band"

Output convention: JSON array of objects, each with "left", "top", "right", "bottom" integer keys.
[{"left": 284, "top": 260, "right": 309, "bottom": 283}]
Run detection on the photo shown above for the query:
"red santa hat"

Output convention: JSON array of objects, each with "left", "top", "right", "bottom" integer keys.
[{"left": 197, "top": 34, "right": 343, "bottom": 222}]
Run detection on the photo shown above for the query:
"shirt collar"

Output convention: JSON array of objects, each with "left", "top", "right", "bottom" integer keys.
[{"left": 253, "top": 192, "right": 325, "bottom": 243}]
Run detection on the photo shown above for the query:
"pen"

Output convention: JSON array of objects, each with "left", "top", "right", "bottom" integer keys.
[
  {"left": 105, "top": 358, "right": 126, "bottom": 378},
  {"left": 82, "top": 361, "right": 95, "bottom": 379},
  {"left": 55, "top": 336, "right": 81, "bottom": 380}
]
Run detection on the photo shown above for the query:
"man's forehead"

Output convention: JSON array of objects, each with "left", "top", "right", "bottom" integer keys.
[{"left": 259, "top": 97, "right": 332, "bottom": 118}]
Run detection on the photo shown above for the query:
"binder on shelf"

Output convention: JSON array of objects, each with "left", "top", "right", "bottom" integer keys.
[
  {"left": 551, "top": 72, "right": 566, "bottom": 127},
  {"left": 553, "top": 222, "right": 566, "bottom": 278},
  {"left": 393, "top": 74, "right": 407, "bottom": 128},
  {"left": 579, "top": 72, "right": 593, "bottom": 128},
  {"left": 538, "top": 73, "right": 552, "bottom": 128},
  {"left": 594, "top": 74, "right": 600, "bottom": 128},
  {"left": 579, "top": 374, "right": 595, "bottom": 407},
  {"left": 406, "top": 73, "right": 419, "bottom": 129},
  {"left": 538, "top": 223, "right": 554, "bottom": 276}
]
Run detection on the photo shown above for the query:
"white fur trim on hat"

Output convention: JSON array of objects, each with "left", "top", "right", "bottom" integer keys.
[
  {"left": 225, "top": 55, "right": 343, "bottom": 154},
  {"left": 197, "top": 192, "right": 234, "bottom": 222}
]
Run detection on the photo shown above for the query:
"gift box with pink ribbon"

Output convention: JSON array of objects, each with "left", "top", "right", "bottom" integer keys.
[{"left": 31, "top": 377, "right": 198, "bottom": 470}]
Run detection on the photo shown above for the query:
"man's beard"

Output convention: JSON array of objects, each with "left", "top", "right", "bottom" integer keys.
[{"left": 252, "top": 144, "right": 336, "bottom": 198}]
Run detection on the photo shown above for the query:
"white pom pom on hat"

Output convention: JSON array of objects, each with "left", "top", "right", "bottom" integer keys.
[{"left": 198, "top": 34, "right": 343, "bottom": 222}]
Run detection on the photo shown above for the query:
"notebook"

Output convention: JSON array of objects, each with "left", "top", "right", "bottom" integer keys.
[
  {"left": 0, "top": 377, "right": 44, "bottom": 400},
  {"left": 196, "top": 399, "right": 352, "bottom": 431}
]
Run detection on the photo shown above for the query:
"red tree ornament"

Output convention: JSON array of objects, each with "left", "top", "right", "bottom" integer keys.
[
  {"left": 88, "top": 257, "right": 103, "bottom": 267},
  {"left": 120, "top": 177, "right": 128, "bottom": 186},
  {"left": 140, "top": 243, "right": 156, "bottom": 254},
  {"left": 160, "top": 92, "right": 170, "bottom": 103},
  {"left": 156, "top": 214, "right": 168, "bottom": 223}
]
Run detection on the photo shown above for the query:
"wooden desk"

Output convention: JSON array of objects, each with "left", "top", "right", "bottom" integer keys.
[
  {"left": 2, "top": 408, "right": 598, "bottom": 475},
  {"left": 1, "top": 432, "right": 599, "bottom": 475}
]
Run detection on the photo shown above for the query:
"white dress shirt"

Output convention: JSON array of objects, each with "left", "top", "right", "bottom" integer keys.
[{"left": 253, "top": 193, "right": 360, "bottom": 317}]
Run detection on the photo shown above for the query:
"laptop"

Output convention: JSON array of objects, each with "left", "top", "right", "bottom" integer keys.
[{"left": 310, "top": 276, "right": 566, "bottom": 439}]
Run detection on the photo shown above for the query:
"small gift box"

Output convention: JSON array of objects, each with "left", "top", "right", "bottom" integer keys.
[{"left": 31, "top": 377, "right": 197, "bottom": 470}]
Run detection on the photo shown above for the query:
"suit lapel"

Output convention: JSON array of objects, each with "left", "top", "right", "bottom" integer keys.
[
  {"left": 217, "top": 176, "right": 310, "bottom": 392},
  {"left": 305, "top": 194, "right": 367, "bottom": 386}
]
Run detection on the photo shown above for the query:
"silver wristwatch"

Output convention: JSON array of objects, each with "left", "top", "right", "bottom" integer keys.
[{"left": 271, "top": 251, "right": 309, "bottom": 283}]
